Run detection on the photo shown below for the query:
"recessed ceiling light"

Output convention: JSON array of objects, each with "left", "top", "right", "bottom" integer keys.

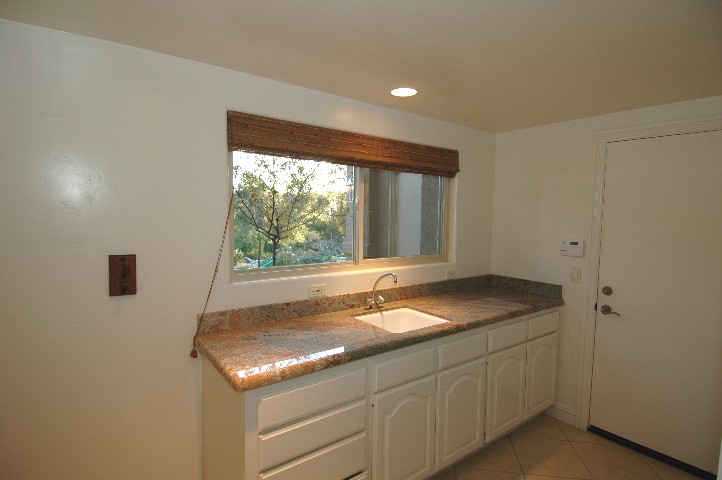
[{"left": 391, "top": 87, "right": 417, "bottom": 97}]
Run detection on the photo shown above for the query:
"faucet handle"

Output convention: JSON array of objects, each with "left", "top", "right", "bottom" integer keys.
[{"left": 366, "top": 296, "right": 385, "bottom": 308}]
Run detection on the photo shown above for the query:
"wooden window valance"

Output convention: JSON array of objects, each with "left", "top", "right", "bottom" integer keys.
[{"left": 227, "top": 111, "right": 460, "bottom": 178}]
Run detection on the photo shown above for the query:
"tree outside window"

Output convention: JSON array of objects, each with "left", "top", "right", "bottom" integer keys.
[
  {"left": 232, "top": 151, "right": 446, "bottom": 274},
  {"left": 232, "top": 152, "right": 352, "bottom": 269}
]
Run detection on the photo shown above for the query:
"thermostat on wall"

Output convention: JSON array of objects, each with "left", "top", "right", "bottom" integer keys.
[{"left": 560, "top": 239, "right": 584, "bottom": 257}]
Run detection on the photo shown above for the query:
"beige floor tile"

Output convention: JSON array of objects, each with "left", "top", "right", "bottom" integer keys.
[
  {"left": 510, "top": 436, "right": 593, "bottom": 479},
  {"left": 457, "top": 436, "right": 522, "bottom": 473},
  {"left": 510, "top": 414, "right": 567, "bottom": 441},
  {"left": 641, "top": 455, "right": 701, "bottom": 480},
  {"left": 455, "top": 468, "right": 525, "bottom": 480},
  {"left": 557, "top": 421, "right": 614, "bottom": 444},
  {"left": 525, "top": 476, "right": 593, "bottom": 480},
  {"left": 572, "top": 441, "right": 660, "bottom": 480}
]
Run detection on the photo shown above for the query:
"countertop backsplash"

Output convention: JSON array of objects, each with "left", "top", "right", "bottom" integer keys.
[{"left": 198, "top": 274, "right": 561, "bottom": 335}]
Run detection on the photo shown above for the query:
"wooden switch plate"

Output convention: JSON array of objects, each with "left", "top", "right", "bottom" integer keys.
[{"left": 109, "top": 254, "right": 137, "bottom": 296}]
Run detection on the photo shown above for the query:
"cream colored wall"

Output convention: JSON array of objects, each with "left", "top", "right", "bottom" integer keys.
[
  {"left": 0, "top": 20, "right": 494, "bottom": 479},
  {"left": 491, "top": 95, "right": 722, "bottom": 425}
]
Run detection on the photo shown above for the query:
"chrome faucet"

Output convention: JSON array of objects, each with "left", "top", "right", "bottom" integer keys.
[{"left": 367, "top": 272, "right": 398, "bottom": 309}]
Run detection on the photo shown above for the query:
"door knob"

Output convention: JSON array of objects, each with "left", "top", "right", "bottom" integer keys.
[
  {"left": 600, "top": 304, "right": 621, "bottom": 316},
  {"left": 601, "top": 286, "right": 613, "bottom": 295}
]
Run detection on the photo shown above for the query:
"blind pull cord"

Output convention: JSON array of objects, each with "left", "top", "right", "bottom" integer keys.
[{"left": 190, "top": 192, "right": 234, "bottom": 358}]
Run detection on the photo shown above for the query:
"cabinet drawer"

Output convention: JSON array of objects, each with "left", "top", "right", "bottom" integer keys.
[
  {"left": 488, "top": 320, "right": 527, "bottom": 353},
  {"left": 259, "top": 432, "right": 366, "bottom": 480},
  {"left": 438, "top": 331, "right": 487, "bottom": 370},
  {"left": 258, "top": 400, "right": 366, "bottom": 471},
  {"left": 258, "top": 369, "right": 366, "bottom": 431},
  {"left": 528, "top": 310, "right": 559, "bottom": 339},
  {"left": 374, "top": 347, "right": 435, "bottom": 392}
]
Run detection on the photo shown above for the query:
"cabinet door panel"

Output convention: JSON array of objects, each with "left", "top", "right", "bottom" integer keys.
[
  {"left": 373, "top": 376, "right": 436, "bottom": 480},
  {"left": 486, "top": 344, "right": 526, "bottom": 442},
  {"left": 436, "top": 358, "right": 486, "bottom": 470},
  {"left": 526, "top": 333, "right": 558, "bottom": 418}
]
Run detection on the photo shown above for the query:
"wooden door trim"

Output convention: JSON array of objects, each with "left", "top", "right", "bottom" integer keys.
[{"left": 578, "top": 116, "right": 722, "bottom": 429}]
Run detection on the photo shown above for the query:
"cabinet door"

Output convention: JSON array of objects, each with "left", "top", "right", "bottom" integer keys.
[
  {"left": 526, "top": 333, "right": 558, "bottom": 418},
  {"left": 436, "top": 358, "right": 486, "bottom": 470},
  {"left": 373, "top": 375, "right": 436, "bottom": 480},
  {"left": 486, "top": 344, "right": 526, "bottom": 442}
]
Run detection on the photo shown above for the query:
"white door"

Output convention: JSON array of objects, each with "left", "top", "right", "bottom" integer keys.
[{"left": 589, "top": 128, "right": 722, "bottom": 474}]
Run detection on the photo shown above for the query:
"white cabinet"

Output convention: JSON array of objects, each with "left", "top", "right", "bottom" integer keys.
[
  {"left": 257, "top": 368, "right": 366, "bottom": 431},
  {"left": 436, "top": 358, "right": 486, "bottom": 470},
  {"left": 437, "top": 331, "right": 487, "bottom": 370},
  {"left": 485, "top": 310, "right": 560, "bottom": 442},
  {"left": 374, "top": 347, "right": 435, "bottom": 392},
  {"left": 202, "top": 359, "right": 368, "bottom": 480},
  {"left": 202, "top": 308, "right": 559, "bottom": 479},
  {"left": 255, "top": 368, "right": 368, "bottom": 480},
  {"left": 373, "top": 375, "right": 436, "bottom": 480},
  {"left": 259, "top": 432, "right": 366, "bottom": 480},
  {"left": 486, "top": 344, "right": 526, "bottom": 441},
  {"left": 525, "top": 311, "right": 560, "bottom": 420},
  {"left": 526, "top": 333, "right": 559, "bottom": 418},
  {"left": 258, "top": 400, "right": 366, "bottom": 470},
  {"left": 372, "top": 331, "right": 488, "bottom": 479}
]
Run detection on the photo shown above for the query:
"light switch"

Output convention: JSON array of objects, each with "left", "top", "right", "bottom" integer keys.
[{"left": 570, "top": 266, "right": 582, "bottom": 283}]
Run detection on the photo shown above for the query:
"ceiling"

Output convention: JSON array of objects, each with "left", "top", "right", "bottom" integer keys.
[{"left": 2, "top": 0, "right": 721, "bottom": 132}]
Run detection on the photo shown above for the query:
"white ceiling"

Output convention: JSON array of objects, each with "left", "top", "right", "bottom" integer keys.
[{"left": 2, "top": 0, "right": 721, "bottom": 132}]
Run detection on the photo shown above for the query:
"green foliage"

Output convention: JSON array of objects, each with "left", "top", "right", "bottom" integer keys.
[{"left": 233, "top": 154, "right": 350, "bottom": 269}]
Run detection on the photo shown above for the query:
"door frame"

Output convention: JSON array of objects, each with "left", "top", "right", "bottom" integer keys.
[{"left": 578, "top": 116, "right": 722, "bottom": 428}]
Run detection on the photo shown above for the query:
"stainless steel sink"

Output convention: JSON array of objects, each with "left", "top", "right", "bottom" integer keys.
[{"left": 355, "top": 308, "right": 448, "bottom": 333}]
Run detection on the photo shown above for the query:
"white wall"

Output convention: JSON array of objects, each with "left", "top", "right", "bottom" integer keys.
[
  {"left": 6, "top": 17, "right": 718, "bottom": 480},
  {"left": 0, "top": 20, "right": 495, "bottom": 479},
  {"left": 491, "top": 95, "right": 722, "bottom": 425}
]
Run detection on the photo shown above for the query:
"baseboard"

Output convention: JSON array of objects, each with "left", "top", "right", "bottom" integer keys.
[
  {"left": 588, "top": 425, "right": 717, "bottom": 480},
  {"left": 544, "top": 403, "right": 577, "bottom": 427}
]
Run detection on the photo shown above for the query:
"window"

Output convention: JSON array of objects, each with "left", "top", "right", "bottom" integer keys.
[
  {"left": 232, "top": 152, "right": 352, "bottom": 270},
  {"left": 361, "top": 168, "right": 445, "bottom": 260},
  {"left": 227, "top": 111, "right": 458, "bottom": 277}
]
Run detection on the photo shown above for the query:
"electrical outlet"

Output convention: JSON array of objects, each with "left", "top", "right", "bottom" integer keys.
[
  {"left": 446, "top": 270, "right": 457, "bottom": 279},
  {"left": 309, "top": 284, "right": 326, "bottom": 297}
]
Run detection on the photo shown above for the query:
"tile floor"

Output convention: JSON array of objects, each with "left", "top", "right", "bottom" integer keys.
[{"left": 430, "top": 414, "right": 702, "bottom": 480}]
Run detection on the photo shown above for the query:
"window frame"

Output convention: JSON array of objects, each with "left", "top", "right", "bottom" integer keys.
[{"left": 227, "top": 111, "right": 458, "bottom": 282}]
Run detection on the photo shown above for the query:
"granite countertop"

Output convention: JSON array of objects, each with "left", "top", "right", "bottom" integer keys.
[{"left": 196, "top": 275, "right": 563, "bottom": 392}]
